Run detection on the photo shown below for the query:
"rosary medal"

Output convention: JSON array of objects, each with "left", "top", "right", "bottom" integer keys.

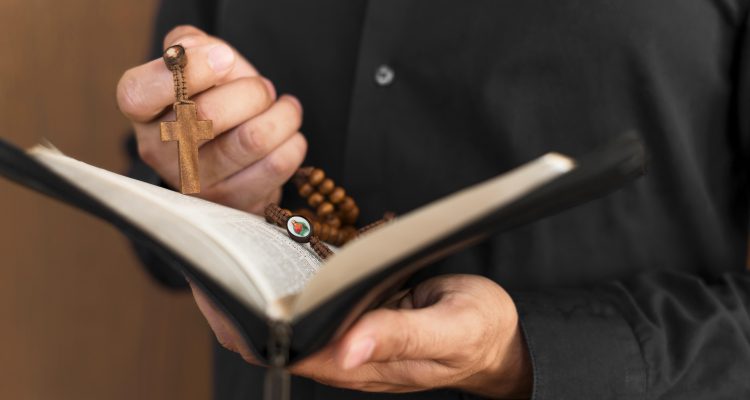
[
  {"left": 160, "top": 44, "right": 214, "bottom": 194},
  {"left": 286, "top": 216, "right": 313, "bottom": 243}
]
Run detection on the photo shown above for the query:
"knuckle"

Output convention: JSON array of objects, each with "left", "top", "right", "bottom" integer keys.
[
  {"left": 450, "top": 338, "right": 477, "bottom": 361},
  {"left": 400, "top": 333, "right": 420, "bottom": 360},
  {"left": 263, "top": 79, "right": 277, "bottom": 100},
  {"left": 196, "top": 99, "right": 223, "bottom": 124},
  {"left": 390, "top": 363, "right": 423, "bottom": 388},
  {"left": 257, "top": 119, "right": 278, "bottom": 139},
  {"left": 263, "top": 151, "right": 294, "bottom": 177},
  {"left": 477, "top": 349, "right": 498, "bottom": 375},
  {"left": 278, "top": 133, "right": 307, "bottom": 166},
  {"left": 452, "top": 315, "right": 489, "bottom": 361},
  {"left": 116, "top": 71, "right": 144, "bottom": 118},
  {"left": 282, "top": 98, "right": 303, "bottom": 128},
  {"left": 240, "top": 77, "right": 273, "bottom": 105},
  {"left": 442, "top": 292, "right": 470, "bottom": 310},
  {"left": 393, "top": 314, "right": 417, "bottom": 359},
  {"left": 237, "top": 122, "right": 269, "bottom": 155},
  {"left": 294, "top": 133, "right": 309, "bottom": 156}
]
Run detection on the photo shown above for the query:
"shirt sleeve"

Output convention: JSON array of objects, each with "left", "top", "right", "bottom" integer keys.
[
  {"left": 511, "top": 270, "right": 750, "bottom": 399},
  {"left": 501, "top": 6, "right": 750, "bottom": 399}
]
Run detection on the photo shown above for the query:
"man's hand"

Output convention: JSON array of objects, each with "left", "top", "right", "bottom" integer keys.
[
  {"left": 190, "top": 275, "right": 533, "bottom": 399},
  {"left": 117, "top": 25, "right": 306, "bottom": 214}
]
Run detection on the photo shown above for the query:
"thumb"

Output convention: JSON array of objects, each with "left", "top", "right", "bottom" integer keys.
[{"left": 334, "top": 301, "right": 461, "bottom": 370}]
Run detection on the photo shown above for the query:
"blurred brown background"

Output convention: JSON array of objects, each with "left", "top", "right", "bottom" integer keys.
[{"left": 0, "top": 1, "right": 212, "bottom": 399}]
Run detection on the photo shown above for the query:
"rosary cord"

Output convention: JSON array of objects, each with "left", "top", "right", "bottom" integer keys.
[
  {"left": 309, "top": 236, "right": 334, "bottom": 259},
  {"left": 178, "top": 65, "right": 188, "bottom": 102},
  {"left": 170, "top": 66, "right": 189, "bottom": 104},
  {"left": 357, "top": 212, "right": 396, "bottom": 236},
  {"left": 265, "top": 203, "right": 291, "bottom": 225}
]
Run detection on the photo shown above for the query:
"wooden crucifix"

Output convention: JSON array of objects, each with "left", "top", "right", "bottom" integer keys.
[
  {"left": 160, "top": 44, "right": 214, "bottom": 194},
  {"left": 161, "top": 102, "right": 213, "bottom": 194}
]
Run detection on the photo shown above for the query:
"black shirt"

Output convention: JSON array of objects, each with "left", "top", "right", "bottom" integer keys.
[{"left": 136, "top": 1, "right": 750, "bottom": 398}]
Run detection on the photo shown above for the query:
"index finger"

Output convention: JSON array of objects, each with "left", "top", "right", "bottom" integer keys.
[
  {"left": 163, "top": 25, "right": 207, "bottom": 50},
  {"left": 117, "top": 41, "right": 257, "bottom": 122},
  {"left": 164, "top": 31, "right": 259, "bottom": 78}
]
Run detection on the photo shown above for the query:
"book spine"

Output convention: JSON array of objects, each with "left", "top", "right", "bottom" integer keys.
[{"left": 264, "top": 321, "right": 291, "bottom": 400}]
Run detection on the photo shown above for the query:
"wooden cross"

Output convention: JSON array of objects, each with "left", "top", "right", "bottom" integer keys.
[{"left": 160, "top": 102, "right": 214, "bottom": 194}]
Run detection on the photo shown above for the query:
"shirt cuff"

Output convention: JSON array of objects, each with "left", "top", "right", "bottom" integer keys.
[{"left": 511, "top": 289, "right": 647, "bottom": 399}]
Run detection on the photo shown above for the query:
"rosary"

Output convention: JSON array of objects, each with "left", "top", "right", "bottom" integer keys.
[
  {"left": 265, "top": 168, "right": 395, "bottom": 259},
  {"left": 161, "top": 44, "right": 394, "bottom": 257}
]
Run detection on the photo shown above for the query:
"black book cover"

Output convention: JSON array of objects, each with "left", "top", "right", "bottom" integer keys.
[{"left": 0, "top": 133, "right": 646, "bottom": 364}]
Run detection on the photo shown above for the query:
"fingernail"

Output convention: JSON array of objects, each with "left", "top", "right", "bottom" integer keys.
[
  {"left": 342, "top": 338, "right": 375, "bottom": 370},
  {"left": 207, "top": 44, "right": 235, "bottom": 73},
  {"left": 262, "top": 78, "right": 277, "bottom": 100}
]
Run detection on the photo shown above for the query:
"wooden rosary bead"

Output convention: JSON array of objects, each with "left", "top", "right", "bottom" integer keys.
[
  {"left": 292, "top": 167, "right": 312, "bottom": 188},
  {"left": 333, "top": 229, "right": 346, "bottom": 246},
  {"left": 309, "top": 168, "right": 325, "bottom": 186},
  {"left": 338, "top": 195, "right": 354, "bottom": 210},
  {"left": 340, "top": 227, "right": 353, "bottom": 243},
  {"left": 308, "top": 192, "right": 324, "bottom": 207},
  {"left": 325, "top": 224, "right": 335, "bottom": 240},
  {"left": 328, "top": 225, "right": 339, "bottom": 240},
  {"left": 295, "top": 166, "right": 314, "bottom": 179},
  {"left": 318, "top": 178, "right": 335, "bottom": 194},
  {"left": 325, "top": 214, "right": 341, "bottom": 229},
  {"left": 267, "top": 166, "right": 396, "bottom": 250},
  {"left": 343, "top": 205, "right": 360, "bottom": 225},
  {"left": 329, "top": 187, "right": 346, "bottom": 204},
  {"left": 294, "top": 208, "right": 316, "bottom": 222},
  {"left": 298, "top": 183, "right": 314, "bottom": 197},
  {"left": 341, "top": 226, "right": 357, "bottom": 242},
  {"left": 316, "top": 202, "right": 334, "bottom": 217},
  {"left": 318, "top": 223, "right": 331, "bottom": 240}
]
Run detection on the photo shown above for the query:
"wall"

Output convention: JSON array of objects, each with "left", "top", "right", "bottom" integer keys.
[{"left": 0, "top": 1, "right": 212, "bottom": 399}]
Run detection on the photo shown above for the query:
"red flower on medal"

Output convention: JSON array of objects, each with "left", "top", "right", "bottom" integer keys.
[{"left": 286, "top": 215, "right": 312, "bottom": 242}]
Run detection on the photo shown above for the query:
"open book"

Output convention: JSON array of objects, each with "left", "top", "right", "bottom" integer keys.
[{"left": 0, "top": 134, "right": 645, "bottom": 370}]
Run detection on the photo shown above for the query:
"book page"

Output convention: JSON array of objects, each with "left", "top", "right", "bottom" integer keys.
[
  {"left": 29, "top": 146, "right": 323, "bottom": 315},
  {"left": 291, "top": 153, "right": 575, "bottom": 320},
  {"left": 131, "top": 180, "right": 323, "bottom": 300}
]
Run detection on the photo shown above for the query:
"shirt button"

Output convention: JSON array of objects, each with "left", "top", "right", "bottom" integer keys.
[{"left": 374, "top": 65, "right": 395, "bottom": 86}]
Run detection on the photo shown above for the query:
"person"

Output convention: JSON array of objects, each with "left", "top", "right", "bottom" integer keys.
[{"left": 117, "top": 1, "right": 750, "bottom": 399}]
